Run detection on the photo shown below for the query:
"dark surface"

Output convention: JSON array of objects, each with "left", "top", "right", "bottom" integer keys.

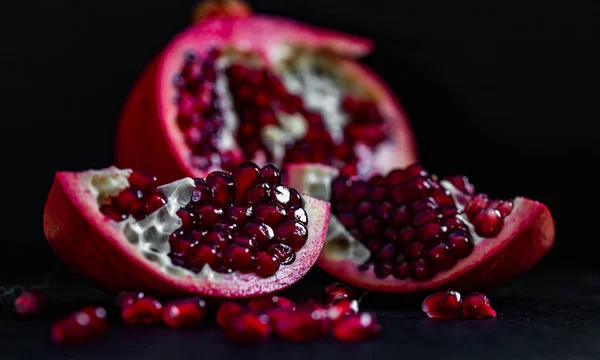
[
  {"left": 2, "top": 0, "right": 600, "bottom": 358},
  {"left": 2, "top": 266, "right": 600, "bottom": 359}
]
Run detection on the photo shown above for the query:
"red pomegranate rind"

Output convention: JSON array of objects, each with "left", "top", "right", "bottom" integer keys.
[
  {"left": 116, "top": 16, "right": 415, "bottom": 184},
  {"left": 43, "top": 167, "right": 330, "bottom": 298},
  {"left": 318, "top": 196, "right": 554, "bottom": 293}
]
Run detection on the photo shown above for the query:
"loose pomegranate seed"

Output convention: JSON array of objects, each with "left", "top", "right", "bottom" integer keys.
[
  {"left": 324, "top": 282, "right": 353, "bottom": 305},
  {"left": 472, "top": 208, "right": 504, "bottom": 237},
  {"left": 332, "top": 313, "right": 381, "bottom": 342},
  {"left": 227, "top": 313, "right": 271, "bottom": 343},
  {"left": 463, "top": 293, "right": 497, "bottom": 319},
  {"left": 328, "top": 299, "right": 359, "bottom": 322},
  {"left": 422, "top": 290, "right": 463, "bottom": 319},
  {"left": 121, "top": 296, "right": 163, "bottom": 325},
  {"left": 216, "top": 301, "right": 245, "bottom": 329},
  {"left": 272, "top": 309, "right": 327, "bottom": 342},
  {"left": 161, "top": 297, "right": 207, "bottom": 328},
  {"left": 247, "top": 295, "right": 295, "bottom": 313},
  {"left": 116, "top": 291, "right": 144, "bottom": 309},
  {"left": 14, "top": 290, "right": 47, "bottom": 317},
  {"left": 51, "top": 306, "right": 108, "bottom": 344}
]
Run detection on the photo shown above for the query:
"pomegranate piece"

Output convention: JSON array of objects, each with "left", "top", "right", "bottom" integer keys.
[
  {"left": 216, "top": 301, "right": 245, "bottom": 329},
  {"left": 161, "top": 297, "right": 207, "bottom": 328},
  {"left": 227, "top": 313, "right": 271, "bottom": 343},
  {"left": 463, "top": 292, "right": 497, "bottom": 319},
  {"left": 246, "top": 295, "right": 295, "bottom": 313},
  {"left": 285, "top": 162, "right": 555, "bottom": 294},
  {"left": 332, "top": 313, "right": 381, "bottom": 342},
  {"left": 43, "top": 165, "right": 330, "bottom": 298},
  {"left": 121, "top": 296, "right": 163, "bottom": 325},
  {"left": 323, "top": 282, "right": 353, "bottom": 305},
  {"left": 421, "top": 291, "right": 463, "bottom": 319},
  {"left": 14, "top": 290, "right": 48, "bottom": 317},
  {"left": 51, "top": 306, "right": 108, "bottom": 344}
]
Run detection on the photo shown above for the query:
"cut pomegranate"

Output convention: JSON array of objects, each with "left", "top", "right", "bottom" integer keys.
[
  {"left": 161, "top": 297, "right": 207, "bottom": 327},
  {"left": 43, "top": 164, "right": 329, "bottom": 298},
  {"left": 421, "top": 290, "right": 463, "bottom": 319},
  {"left": 51, "top": 306, "right": 108, "bottom": 344},
  {"left": 14, "top": 290, "right": 48, "bottom": 317},
  {"left": 285, "top": 163, "right": 555, "bottom": 293},
  {"left": 116, "top": 13, "right": 416, "bottom": 184},
  {"left": 463, "top": 292, "right": 497, "bottom": 319},
  {"left": 332, "top": 313, "right": 381, "bottom": 341}
]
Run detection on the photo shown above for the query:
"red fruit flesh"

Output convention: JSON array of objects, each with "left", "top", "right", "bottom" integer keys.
[
  {"left": 272, "top": 309, "right": 328, "bottom": 342},
  {"left": 14, "top": 290, "right": 48, "bottom": 317},
  {"left": 51, "top": 306, "right": 108, "bottom": 344},
  {"left": 121, "top": 296, "right": 163, "bottom": 325},
  {"left": 421, "top": 290, "right": 463, "bottom": 319},
  {"left": 116, "top": 15, "right": 416, "bottom": 184},
  {"left": 285, "top": 163, "right": 555, "bottom": 293},
  {"left": 323, "top": 282, "right": 353, "bottom": 305},
  {"left": 216, "top": 301, "right": 245, "bottom": 328},
  {"left": 43, "top": 164, "right": 330, "bottom": 298},
  {"left": 227, "top": 313, "right": 271, "bottom": 343},
  {"left": 161, "top": 297, "right": 207, "bottom": 327},
  {"left": 332, "top": 313, "right": 381, "bottom": 341},
  {"left": 463, "top": 292, "right": 497, "bottom": 319}
]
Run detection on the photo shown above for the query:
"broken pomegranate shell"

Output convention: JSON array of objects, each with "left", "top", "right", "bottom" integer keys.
[
  {"left": 43, "top": 164, "right": 329, "bottom": 298},
  {"left": 116, "top": 15, "right": 416, "bottom": 184},
  {"left": 285, "top": 163, "right": 555, "bottom": 293}
]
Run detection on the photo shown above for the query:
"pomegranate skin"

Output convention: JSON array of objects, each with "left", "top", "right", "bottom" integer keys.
[
  {"left": 43, "top": 167, "right": 330, "bottom": 298},
  {"left": 115, "top": 15, "right": 416, "bottom": 184}
]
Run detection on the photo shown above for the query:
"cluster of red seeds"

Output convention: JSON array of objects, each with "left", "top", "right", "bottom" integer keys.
[
  {"left": 99, "top": 170, "right": 166, "bottom": 222},
  {"left": 422, "top": 290, "right": 496, "bottom": 320},
  {"left": 330, "top": 164, "right": 514, "bottom": 281},
  {"left": 217, "top": 283, "right": 381, "bottom": 343},
  {"left": 167, "top": 162, "right": 308, "bottom": 276},
  {"left": 175, "top": 50, "right": 243, "bottom": 172}
]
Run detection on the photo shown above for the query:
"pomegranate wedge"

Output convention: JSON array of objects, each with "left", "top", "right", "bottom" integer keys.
[
  {"left": 116, "top": 15, "right": 416, "bottom": 184},
  {"left": 285, "top": 163, "right": 555, "bottom": 293},
  {"left": 43, "top": 163, "right": 329, "bottom": 298}
]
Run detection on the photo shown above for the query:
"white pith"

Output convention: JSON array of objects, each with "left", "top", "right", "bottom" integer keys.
[
  {"left": 186, "top": 46, "right": 401, "bottom": 175},
  {"left": 293, "top": 166, "right": 484, "bottom": 267},
  {"left": 86, "top": 168, "right": 323, "bottom": 282}
]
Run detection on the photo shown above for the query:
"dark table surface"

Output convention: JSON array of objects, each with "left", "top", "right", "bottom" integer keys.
[{"left": 2, "top": 263, "right": 599, "bottom": 360}]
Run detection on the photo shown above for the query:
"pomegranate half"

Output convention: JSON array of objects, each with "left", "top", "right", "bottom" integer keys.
[
  {"left": 116, "top": 15, "right": 417, "bottom": 183},
  {"left": 285, "top": 163, "right": 555, "bottom": 293},
  {"left": 43, "top": 163, "right": 330, "bottom": 298}
]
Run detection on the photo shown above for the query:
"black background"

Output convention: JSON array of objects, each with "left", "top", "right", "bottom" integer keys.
[{"left": 1, "top": 0, "right": 600, "bottom": 358}]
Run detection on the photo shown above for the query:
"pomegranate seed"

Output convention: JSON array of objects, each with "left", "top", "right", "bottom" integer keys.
[
  {"left": 187, "top": 244, "right": 219, "bottom": 268},
  {"left": 332, "top": 313, "right": 381, "bottom": 342},
  {"left": 466, "top": 193, "right": 489, "bottom": 219},
  {"left": 227, "top": 313, "right": 271, "bottom": 343},
  {"left": 374, "top": 262, "right": 393, "bottom": 278},
  {"left": 472, "top": 208, "right": 504, "bottom": 237},
  {"left": 116, "top": 291, "right": 143, "bottom": 309},
  {"left": 260, "top": 164, "right": 281, "bottom": 185},
  {"left": 254, "top": 203, "right": 286, "bottom": 226},
  {"left": 360, "top": 216, "right": 382, "bottom": 236},
  {"left": 143, "top": 193, "right": 167, "bottom": 215},
  {"left": 169, "top": 235, "right": 197, "bottom": 259},
  {"left": 331, "top": 177, "right": 350, "bottom": 201},
  {"left": 328, "top": 299, "right": 359, "bottom": 322},
  {"left": 272, "top": 310, "right": 327, "bottom": 342},
  {"left": 324, "top": 282, "right": 353, "bottom": 305},
  {"left": 176, "top": 208, "right": 197, "bottom": 231},
  {"left": 268, "top": 243, "right": 295, "bottom": 265},
  {"left": 392, "top": 262, "right": 409, "bottom": 279},
  {"left": 121, "top": 296, "right": 163, "bottom": 325},
  {"left": 247, "top": 295, "right": 295, "bottom": 313},
  {"left": 422, "top": 290, "right": 463, "bottom": 319},
  {"left": 412, "top": 209, "right": 438, "bottom": 228},
  {"left": 191, "top": 182, "right": 211, "bottom": 204},
  {"left": 427, "top": 243, "right": 457, "bottom": 271},
  {"left": 376, "top": 243, "right": 396, "bottom": 262},
  {"left": 443, "top": 175, "right": 475, "bottom": 195},
  {"left": 492, "top": 199, "right": 514, "bottom": 217},
  {"left": 206, "top": 171, "right": 234, "bottom": 207},
  {"left": 440, "top": 206, "right": 458, "bottom": 217},
  {"left": 223, "top": 244, "right": 255, "bottom": 271},
  {"left": 196, "top": 204, "right": 224, "bottom": 228},
  {"left": 227, "top": 204, "right": 253, "bottom": 224},
  {"left": 391, "top": 206, "right": 410, "bottom": 227},
  {"left": 337, "top": 213, "right": 356, "bottom": 228},
  {"left": 275, "top": 221, "right": 308, "bottom": 251},
  {"left": 463, "top": 293, "right": 496, "bottom": 319},
  {"left": 374, "top": 201, "right": 394, "bottom": 221},
  {"left": 203, "top": 230, "right": 230, "bottom": 251},
  {"left": 409, "top": 258, "right": 434, "bottom": 281},
  {"left": 161, "top": 297, "right": 207, "bottom": 328},
  {"left": 411, "top": 197, "right": 438, "bottom": 212},
  {"left": 355, "top": 200, "right": 373, "bottom": 217},
  {"left": 405, "top": 242, "right": 425, "bottom": 261},
  {"left": 287, "top": 205, "right": 308, "bottom": 224},
  {"left": 244, "top": 221, "right": 275, "bottom": 247},
  {"left": 429, "top": 189, "right": 454, "bottom": 207},
  {"left": 443, "top": 217, "right": 468, "bottom": 232},
  {"left": 256, "top": 251, "right": 280, "bottom": 277},
  {"left": 14, "top": 290, "right": 47, "bottom": 317},
  {"left": 346, "top": 181, "right": 368, "bottom": 203},
  {"left": 51, "top": 306, "right": 108, "bottom": 344},
  {"left": 417, "top": 222, "right": 444, "bottom": 246},
  {"left": 446, "top": 231, "right": 474, "bottom": 258},
  {"left": 112, "top": 187, "right": 144, "bottom": 213},
  {"left": 216, "top": 301, "right": 245, "bottom": 328},
  {"left": 245, "top": 183, "right": 272, "bottom": 204},
  {"left": 232, "top": 162, "right": 261, "bottom": 201},
  {"left": 100, "top": 204, "right": 127, "bottom": 221}
]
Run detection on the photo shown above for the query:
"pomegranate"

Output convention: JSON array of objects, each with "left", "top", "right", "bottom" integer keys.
[
  {"left": 116, "top": 11, "right": 416, "bottom": 184},
  {"left": 43, "top": 163, "right": 330, "bottom": 298},
  {"left": 14, "top": 290, "right": 48, "bottom": 317},
  {"left": 285, "top": 163, "right": 555, "bottom": 293},
  {"left": 51, "top": 306, "right": 108, "bottom": 344}
]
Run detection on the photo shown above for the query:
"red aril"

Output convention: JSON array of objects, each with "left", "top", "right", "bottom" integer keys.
[
  {"left": 463, "top": 292, "right": 497, "bottom": 319},
  {"left": 216, "top": 301, "right": 245, "bottom": 328},
  {"left": 227, "top": 313, "right": 271, "bottom": 343},
  {"left": 51, "top": 306, "right": 108, "bottom": 344},
  {"left": 43, "top": 163, "right": 329, "bottom": 298},
  {"left": 14, "top": 290, "right": 48, "bottom": 317},
  {"left": 161, "top": 297, "right": 208, "bottom": 327},
  {"left": 421, "top": 290, "right": 463, "bottom": 319},
  {"left": 116, "top": 7, "right": 416, "bottom": 184},
  {"left": 121, "top": 296, "right": 163, "bottom": 325},
  {"left": 323, "top": 282, "right": 353, "bottom": 305},
  {"left": 332, "top": 313, "right": 381, "bottom": 341},
  {"left": 285, "top": 163, "right": 555, "bottom": 293}
]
